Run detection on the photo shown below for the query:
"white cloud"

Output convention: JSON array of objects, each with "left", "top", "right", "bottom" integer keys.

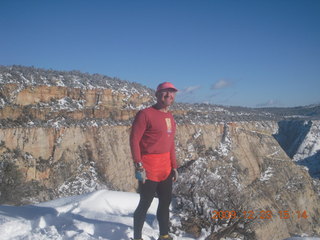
[
  {"left": 175, "top": 85, "right": 202, "bottom": 103},
  {"left": 211, "top": 79, "right": 232, "bottom": 90},
  {"left": 178, "top": 85, "right": 201, "bottom": 95}
]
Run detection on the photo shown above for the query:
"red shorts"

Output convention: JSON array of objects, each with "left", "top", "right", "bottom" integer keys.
[{"left": 142, "top": 152, "right": 171, "bottom": 182}]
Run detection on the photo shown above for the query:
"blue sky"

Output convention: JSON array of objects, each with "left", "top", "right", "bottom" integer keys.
[{"left": 1, "top": 0, "right": 319, "bottom": 107}]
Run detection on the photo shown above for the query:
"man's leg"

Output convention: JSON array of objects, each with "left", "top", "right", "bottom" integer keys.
[
  {"left": 156, "top": 173, "right": 173, "bottom": 236},
  {"left": 133, "top": 180, "right": 158, "bottom": 239}
]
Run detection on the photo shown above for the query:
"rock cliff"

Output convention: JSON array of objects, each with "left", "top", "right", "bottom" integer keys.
[
  {"left": 275, "top": 120, "right": 320, "bottom": 179},
  {"left": 174, "top": 121, "right": 320, "bottom": 239},
  {"left": 0, "top": 65, "right": 319, "bottom": 239}
]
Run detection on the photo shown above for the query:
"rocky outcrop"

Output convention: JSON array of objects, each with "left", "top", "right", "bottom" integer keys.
[
  {"left": 0, "top": 66, "right": 156, "bottom": 203},
  {"left": 174, "top": 121, "right": 320, "bottom": 239},
  {"left": 3, "top": 84, "right": 151, "bottom": 109},
  {"left": 0, "top": 84, "right": 153, "bottom": 123}
]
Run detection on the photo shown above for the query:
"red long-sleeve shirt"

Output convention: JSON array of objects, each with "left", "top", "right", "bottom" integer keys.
[{"left": 130, "top": 106, "right": 177, "bottom": 169}]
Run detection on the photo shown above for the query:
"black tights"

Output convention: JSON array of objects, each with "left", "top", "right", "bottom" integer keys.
[{"left": 133, "top": 173, "right": 172, "bottom": 239}]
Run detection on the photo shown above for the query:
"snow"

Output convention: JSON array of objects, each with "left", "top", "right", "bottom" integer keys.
[
  {"left": 193, "top": 129, "right": 202, "bottom": 139},
  {"left": 293, "top": 121, "right": 320, "bottom": 161},
  {"left": 57, "top": 162, "right": 103, "bottom": 198},
  {"left": 50, "top": 117, "right": 66, "bottom": 129},
  {"left": 0, "top": 190, "right": 196, "bottom": 240},
  {"left": 290, "top": 121, "right": 320, "bottom": 178},
  {"left": 0, "top": 98, "right": 5, "bottom": 107},
  {"left": 4, "top": 190, "right": 315, "bottom": 240},
  {"left": 260, "top": 167, "right": 274, "bottom": 182}
]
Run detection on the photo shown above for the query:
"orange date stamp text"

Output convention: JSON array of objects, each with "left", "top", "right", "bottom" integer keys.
[{"left": 212, "top": 210, "right": 308, "bottom": 220}]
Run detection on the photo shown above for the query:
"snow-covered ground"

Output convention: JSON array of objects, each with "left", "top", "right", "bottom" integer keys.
[
  {"left": 0, "top": 190, "right": 319, "bottom": 240},
  {"left": 0, "top": 190, "right": 196, "bottom": 240}
]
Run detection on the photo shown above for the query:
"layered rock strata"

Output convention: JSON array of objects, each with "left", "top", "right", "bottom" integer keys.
[{"left": 0, "top": 66, "right": 319, "bottom": 239}]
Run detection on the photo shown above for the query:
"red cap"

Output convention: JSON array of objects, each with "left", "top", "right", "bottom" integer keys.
[{"left": 156, "top": 82, "right": 178, "bottom": 93}]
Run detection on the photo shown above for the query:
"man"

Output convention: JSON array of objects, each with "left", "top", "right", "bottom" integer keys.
[{"left": 130, "top": 82, "right": 179, "bottom": 240}]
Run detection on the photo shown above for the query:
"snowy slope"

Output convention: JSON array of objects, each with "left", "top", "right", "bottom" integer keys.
[
  {"left": 0, "top": 190, "right": 319, "bottom": 240},
  {"left": 0, "top": 190, "right": 197, "bottom": 240}
]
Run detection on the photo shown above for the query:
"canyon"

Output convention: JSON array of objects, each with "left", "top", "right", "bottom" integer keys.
[{"left": 0, "top": 66, "right": 319, "bottom": 239}]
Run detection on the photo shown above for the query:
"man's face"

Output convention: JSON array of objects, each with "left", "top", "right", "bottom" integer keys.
[{"left": 156, "top": 88, "right": 176, "bottom": 107}]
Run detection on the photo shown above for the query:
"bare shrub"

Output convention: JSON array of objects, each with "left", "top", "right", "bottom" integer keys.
[{"left": 172, "top": 156, "right": 255, "bottom": 239}]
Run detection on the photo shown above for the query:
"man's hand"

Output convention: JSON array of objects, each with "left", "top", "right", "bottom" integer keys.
[
  {"left": 172, "top": 168, "right": 178, "bottom": 182},
  {"left": 135, "top": 162, "right": 146, "bottom": 183}
]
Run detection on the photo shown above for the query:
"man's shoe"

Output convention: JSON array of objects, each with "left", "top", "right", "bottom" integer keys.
[
  {"left": 158, "top": 234, "right": 173, "bottom": 240},
  {"left": 130, "top": 238, "right": 143, "bottom": 240}
]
